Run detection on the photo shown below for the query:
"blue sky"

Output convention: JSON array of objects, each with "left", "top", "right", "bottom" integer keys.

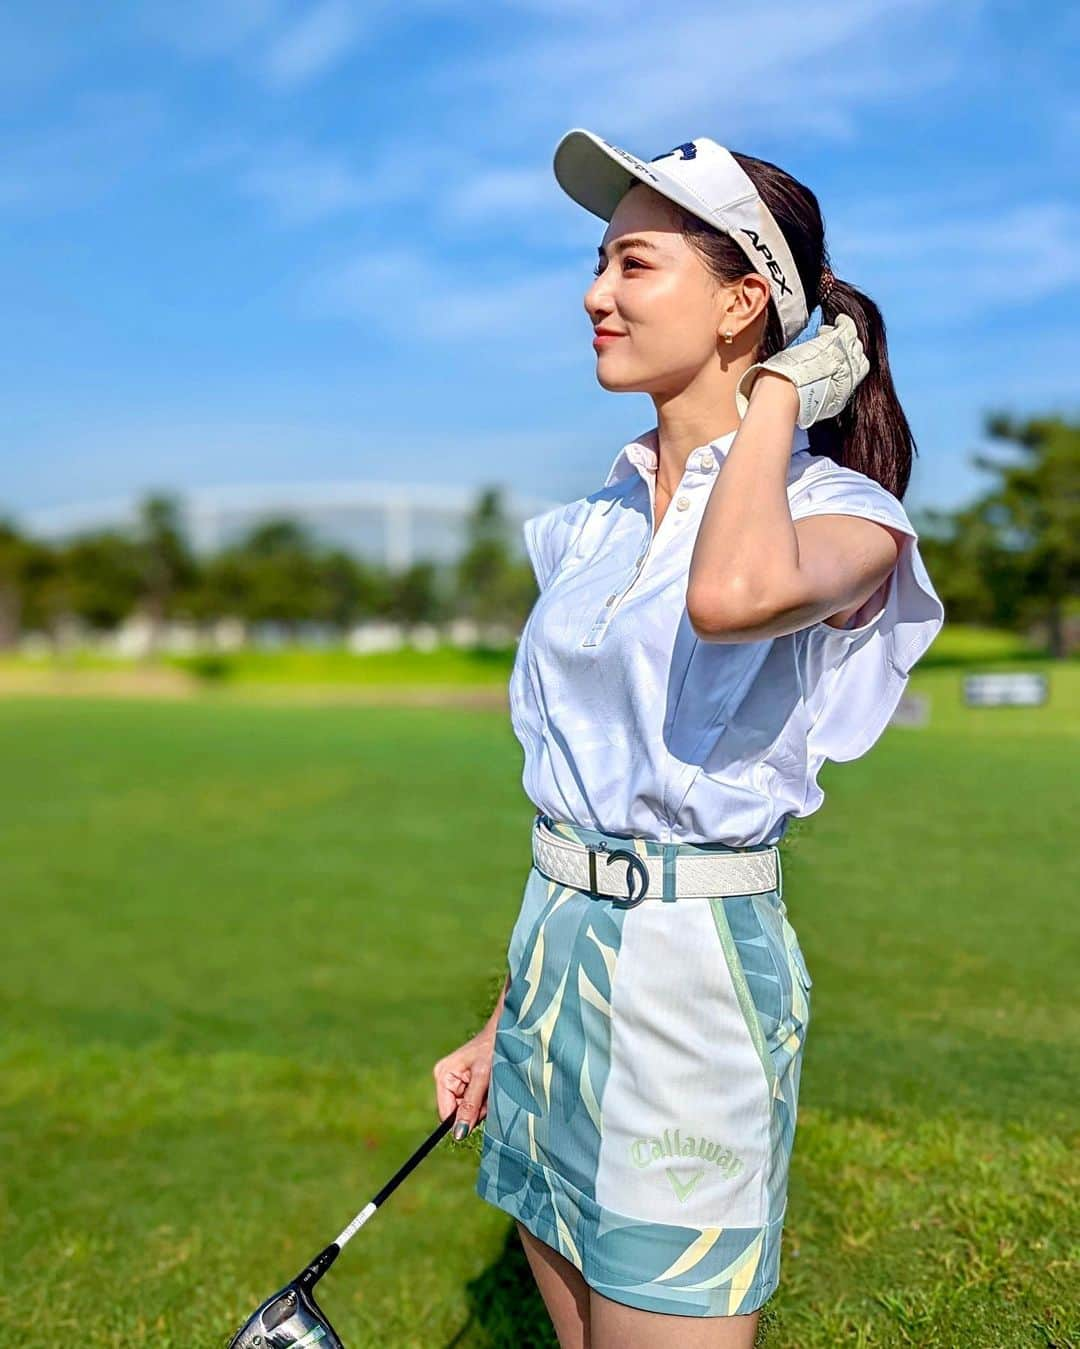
[{"left": 2, "top": 0, "right": 1077, "bottom": 532}]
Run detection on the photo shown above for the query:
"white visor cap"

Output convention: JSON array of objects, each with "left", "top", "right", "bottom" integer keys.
[{"left": 553, "top": 128, "right": 810, "bottom": 347}]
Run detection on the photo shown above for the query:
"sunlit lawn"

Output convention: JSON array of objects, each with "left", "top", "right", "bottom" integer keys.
[
  {"left": 0, "top": 619, "right": 1060, "bottom": 691},
  {"left": 2, "top": 660, "right": 1076, "bottom": 1346},
  {"left": 1, "top": 642, "right": 518, "bottom": 686}
]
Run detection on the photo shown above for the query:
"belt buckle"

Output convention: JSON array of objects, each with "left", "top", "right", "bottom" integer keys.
[{"left": 588, "top": 842, "right": 650, "bottom": 908}]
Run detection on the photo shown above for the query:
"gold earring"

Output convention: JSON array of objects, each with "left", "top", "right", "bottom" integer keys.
[{"left": 723, "top": 330, "right": 734, "bottom": 344}]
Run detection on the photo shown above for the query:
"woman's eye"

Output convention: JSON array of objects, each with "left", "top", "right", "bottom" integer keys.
[{"left": 591, "top": 258, "right": 641, "bottom": 277}]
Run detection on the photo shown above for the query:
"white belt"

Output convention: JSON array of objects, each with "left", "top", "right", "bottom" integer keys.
[{"left": 531, "top": 814, "right": 780, "bottom": 906}]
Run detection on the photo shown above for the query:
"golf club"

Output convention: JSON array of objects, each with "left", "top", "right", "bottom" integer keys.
[{"left": 226, "top": 1110, "right": 458, "bottom": 1348}]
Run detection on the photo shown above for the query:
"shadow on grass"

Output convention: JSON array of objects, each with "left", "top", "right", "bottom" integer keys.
[{"left": 447, "top": 1222, "right": 558, "bottom": 1348}]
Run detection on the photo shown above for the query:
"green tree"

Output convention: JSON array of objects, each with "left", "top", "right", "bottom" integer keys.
[
  {"left": 57, "top": 531, "right": 144, "bottom": 633},
  {"left": 133, "top": 494, "right": 199, "bottom": 656},
  {"left": 389, "top": 559, "right": 443, "bottom": 629},
  {"left": 0, "top": 521, "right": 42, "bottom": 649},
  {"left": 456, "top": 487, "right": 527, "bottom": 633},
  {"left": 187, "top": 548, "right": 251, "bottom": 628},
  {"left": 234, "top": 518, "right": 325, "bottom": 636},
  {"left": 15, "top": 533, "right": 65, "bottom": 640},
  {"left": 968, "top": 413, "right": 1079, "bottom": 656},
  {"left": 317, "top": 548, "right": 366, "bottom": 628}
]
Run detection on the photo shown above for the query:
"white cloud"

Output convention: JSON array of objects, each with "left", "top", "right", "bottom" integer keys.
[
  {"left": 190, "top": 128, "right": 556, "bottom": 229},
  {"left": 216, "top": 136, "right": 444, "bottom": 223},
  {"left": 0, "top": 91, "right": 164, "bottom": 211},
  {"left": 261, "top": 0, "right": 365, "bottom": 88},
  {"left": 443, "top": 166, "right": 553, "bottom": 220},
  {"left": 142, "top": 0, "right": 284, "bottom": 59},
  {"left": 145, "top": 0, "right": 373, "bottom": 89},
  {"left": 301, "top": 243, "right": 592, "bottom": 349},
  {"left": 831, "top": 198, "right": 1080, "bottom": 323},
  {"left": 238, "top": 142, "right": 369, "bottom": 223},
  {"left": 427, "top": 0, "right": 975, "bottom": 143}
]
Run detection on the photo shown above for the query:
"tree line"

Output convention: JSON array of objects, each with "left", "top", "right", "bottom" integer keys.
[
  {"left": 1, "top": 414, "right": 1076, "bottom": 656},
  {"left": 915, "top": 413, "right": 1077, "bottom": 657},
  {"left": 0, "top": 487, "right": 540, "bottom": 652}
]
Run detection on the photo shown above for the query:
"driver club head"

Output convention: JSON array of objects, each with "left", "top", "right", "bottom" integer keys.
[
  {"left": 226, "top": 1274, "right": 344, "bottom": 1349},
  {"left": 226, "top": 1113, "right": 458, "bottom": 1347}
]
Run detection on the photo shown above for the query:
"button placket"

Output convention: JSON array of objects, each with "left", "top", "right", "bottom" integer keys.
[
  {"left": 583, "top": 447, "right": 713, "bottom": 648},
  {"left": 583, "top": 518, "right": 655, "bottom": 648}
]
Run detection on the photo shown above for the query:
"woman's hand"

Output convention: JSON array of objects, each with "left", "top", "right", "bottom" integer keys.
[
  {"left": 734, "top": 312, "right": 870, "bottom": 429},
  {"left": 433, "top": 1023, "right": 497, "bottom": 1141}
]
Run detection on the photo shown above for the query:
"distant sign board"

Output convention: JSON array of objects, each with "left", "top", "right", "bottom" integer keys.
[{"left": 962, "top": 672, "right": 1049, "bottom": 707}]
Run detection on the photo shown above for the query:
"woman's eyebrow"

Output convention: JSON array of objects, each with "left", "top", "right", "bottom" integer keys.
[{"left": 596, "top": 237, "right": 660, "bottom": 259}]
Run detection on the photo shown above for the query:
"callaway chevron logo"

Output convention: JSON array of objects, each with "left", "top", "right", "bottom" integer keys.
[
  {"left": 629, "top": 1128, "right": 745, "bottom": 1203},
  {"left": 803, "top": 375, "right": 830, "bottom": 420},
  {"left": 666, "top": 1167, "right": 705, "bottom": 1202}
]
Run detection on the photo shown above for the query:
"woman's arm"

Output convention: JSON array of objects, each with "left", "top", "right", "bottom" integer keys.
[
  {"left": 686, "top": 372, "right": 901, "bottom": 643},
  {"left": 488, "top": 970, "right": 511, "bottom": 1027}
]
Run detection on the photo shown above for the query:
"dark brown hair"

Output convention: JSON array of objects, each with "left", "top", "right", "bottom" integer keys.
[{"left": 663, "top": 153, "right": 917, "bottom": 500}]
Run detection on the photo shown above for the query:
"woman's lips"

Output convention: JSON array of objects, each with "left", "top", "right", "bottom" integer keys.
[{"left": 592, "top": 332, "right": 625, "bottom": 348}]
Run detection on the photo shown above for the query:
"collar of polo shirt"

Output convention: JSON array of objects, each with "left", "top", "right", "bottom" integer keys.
[{"left": 604, "top": 424, "right": 810, "bottom": 488}]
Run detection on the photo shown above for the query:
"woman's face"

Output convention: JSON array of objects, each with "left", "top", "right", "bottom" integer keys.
[{"left": 584, "top": 183, "right": 734, "bottom": 396}]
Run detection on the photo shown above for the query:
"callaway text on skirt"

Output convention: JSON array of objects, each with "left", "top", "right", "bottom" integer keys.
[{"left": 472, "top": 419, "right": 946, "bottom": 1318}]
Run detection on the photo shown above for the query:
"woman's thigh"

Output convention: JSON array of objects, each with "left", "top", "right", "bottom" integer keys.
[
  {"left": 589, "top": 1289, "right": 759, "bottom": 1349},
  {"left": 515, "top": 1221, "right": 591, "bottom": 1349},
  {"left": 514, "top": 1220, "right": 760, "bottom": 1349}
]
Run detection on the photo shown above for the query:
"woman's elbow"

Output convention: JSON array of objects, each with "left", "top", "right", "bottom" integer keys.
[{"left": 686, "top": 578, "right": 771, "bottom": 642}]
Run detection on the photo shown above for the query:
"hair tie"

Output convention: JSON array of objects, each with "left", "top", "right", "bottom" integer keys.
[{"left": 819, "top": 267, "right": 837, "bottom": 305}]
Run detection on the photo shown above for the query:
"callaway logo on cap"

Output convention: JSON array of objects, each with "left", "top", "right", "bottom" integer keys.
[{"left": 552, "top": 128, "right": 810, "bottom": 346}]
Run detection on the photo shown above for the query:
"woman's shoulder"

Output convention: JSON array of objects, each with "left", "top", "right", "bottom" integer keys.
[
  {"left": 521, "top": 493, "right": 599, "bottom": 592},
  {"left": 520, "top": 449, "right": 643, "bottom": 591}
]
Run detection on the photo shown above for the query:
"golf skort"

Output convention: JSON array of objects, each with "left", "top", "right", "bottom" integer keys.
[{"left": 475, "top": 812, "right": 812, "bottom": 1318}]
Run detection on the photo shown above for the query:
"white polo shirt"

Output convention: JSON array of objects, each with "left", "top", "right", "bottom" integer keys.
[{"left": 509, "top": 422, "right": 945, "bottom": 846}]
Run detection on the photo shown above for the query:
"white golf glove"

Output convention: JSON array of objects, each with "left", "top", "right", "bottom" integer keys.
[{"left": 734, "top": 312, "right": 870, "bottom": 429}]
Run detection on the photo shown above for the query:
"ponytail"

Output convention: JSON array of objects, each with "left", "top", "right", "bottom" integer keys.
[
  {"left": 668, "top": 154, "right": 920, "bottom": 502},
  {"left": 810, "top": 271, "right": 916, "bottom": 499}
]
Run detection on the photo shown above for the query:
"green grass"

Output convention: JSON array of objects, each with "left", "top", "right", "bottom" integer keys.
[
  {"left": 2, "top": 642, "right": 519, "bottom": 686},
  {"left": 166, "top": 643, "right": 520, "bottom": 686},
  {"left": 1, "top": 665, "right": 1077, "bottom": 1347},
  {"left": 0, "top": 618, "right": 1067, "bottom": 693}
]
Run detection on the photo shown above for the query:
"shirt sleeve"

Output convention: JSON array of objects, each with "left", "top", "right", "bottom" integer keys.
[
  {"left": 521, "top": 500, "right": 591, "bottom": 592},
  {"left": 521, "top": 507, "right": 561, "bottom": 591},
  {"left": 789, "top": 462, "right": 946, "bottom": 764}
]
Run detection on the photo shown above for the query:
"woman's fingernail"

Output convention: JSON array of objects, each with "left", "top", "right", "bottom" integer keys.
[{"left": 453, "top": 1122, "right": 469, "bottom": 1141}]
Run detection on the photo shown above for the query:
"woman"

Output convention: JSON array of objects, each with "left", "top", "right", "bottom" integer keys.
[{"left": 433, "top": 129, "right": 944, "bottom": 1347}]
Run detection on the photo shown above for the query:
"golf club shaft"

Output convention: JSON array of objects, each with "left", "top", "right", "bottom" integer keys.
[{"left": 333, "top": 1111, "right": 457, "bottom": 1250}]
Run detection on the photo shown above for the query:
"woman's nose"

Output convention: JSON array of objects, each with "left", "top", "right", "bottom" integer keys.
[{"left": 585, "top": 281, "right": 610, "bottom": 319}]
